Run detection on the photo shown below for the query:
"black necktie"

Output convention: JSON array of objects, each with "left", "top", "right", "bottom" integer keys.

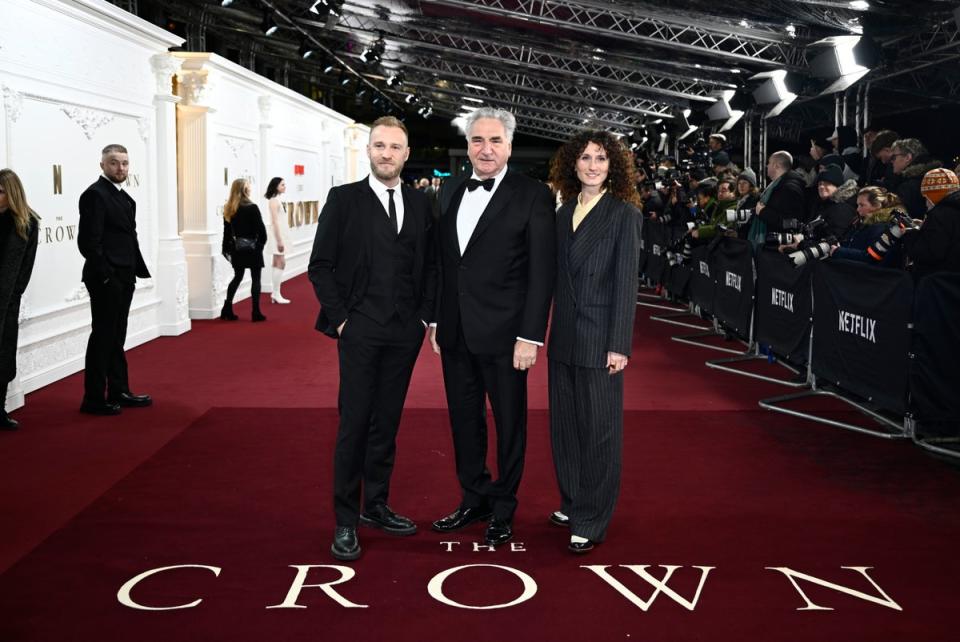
[
  {"left": 466, "top": 178, "right": 495, "bottom": 192},
  {"left": 386, "top": 188, "right": 398, "bottom": 234}
]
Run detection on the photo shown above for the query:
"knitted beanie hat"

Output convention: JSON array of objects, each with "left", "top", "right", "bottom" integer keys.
[
  {"left": 737, "top": 168, "right": 758, "bottom": 188},
  {"left": 920, "top": 168, "right": 959, "bottom": 205},
  {"left": 816, "top": 164, "right": 844, "bottom": 187}
]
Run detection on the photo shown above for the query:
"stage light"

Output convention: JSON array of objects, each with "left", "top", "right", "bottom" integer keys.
[
  {"left": 849, "top": 1, "right": 869, "bottom": 9},
  {"left": 386, "top": 71, "right": 404, "bottom": 88},
  {"left": 750, "top": 69, "right": 798, "bottom": 117},
  {"left": 808, "top": 36, "right": 871, "bottom": 94},
  {"left": 322, "top": 63, "right": 337, "bottom": 74},
  {"left": 221, "top": 0, "right": 236, "bottom": 6},
  {"left": 298, "top": 41, "right": 316, "bottom": 59},
  {"left": 464, "top": 83, "right": 488, "bottom": 91},
  {"left": 261, "top": 12, "right": 278, "bottom": 36},
  {"left": 404, "top": 93, "right": 418, "bottom": 104}
]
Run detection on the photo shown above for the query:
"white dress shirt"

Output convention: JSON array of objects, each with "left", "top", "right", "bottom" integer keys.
[
  {"left": 102, "top": 175, "right": 124, "bottom": 191},
  {"left": 367, "top": 174, "right": 404, "bottom": 232},
  {"left": 456, "top": 165, "right": 508, "bottom": 255}
]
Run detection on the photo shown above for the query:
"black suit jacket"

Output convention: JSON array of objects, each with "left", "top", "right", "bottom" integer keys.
[
  {"left": 435, "top": 171, "right": 556, "bottom": 355},
  {"left": 548, "top": 194, "right": 640, "bottom": 368},
  {"left": 308, "top": 178, "right": 437, "bottom": 338},
  {"left": 77, "top": 176, "right": 150, "bottom": 284}
]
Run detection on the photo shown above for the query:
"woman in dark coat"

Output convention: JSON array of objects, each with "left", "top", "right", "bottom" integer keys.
[
  {"left": 546, "top": 130, "right": 640, "bottom": 554},
  {"left": 220, "top": 178, "right": 268, "bottom": 322},
  {"left": 0, "top": 169, "right": 40, "bottom": 430},
  {"left": 831, "top": 186, "right": 905, "bottom": 268}
]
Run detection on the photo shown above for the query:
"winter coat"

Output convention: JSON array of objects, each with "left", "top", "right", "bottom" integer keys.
[
  {"left": 895, "top": 156, "right": 942, "bottom": 220},
  {"left": 832, "top": 206, "right": 904, "bottom": 268},
  {"left": 902, "top": 190, "right": 960, "bottom": 281},
  {"left": 761, "top": 170, "right": 808, "bottom": 233},
  {"left": 810, "top": 179, "right": 859, "bottom": 240},
  {"left": 0, "top": 213, "right": 39, "bottom": 383}
]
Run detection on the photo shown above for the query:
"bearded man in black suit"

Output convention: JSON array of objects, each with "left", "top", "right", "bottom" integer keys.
[
  {"left": 309, "top": 116, "right": 436, "bottom": 561},
  {"left": 77, "top": 144, "right": 152, "bottom": 416},
  {"left": 429, "top": 108, "right": 556, "bottom": 546}
]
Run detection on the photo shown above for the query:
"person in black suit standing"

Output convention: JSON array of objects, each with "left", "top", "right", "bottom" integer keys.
[
  {"left": 429, "top": 108, "right": 556, "bottom": 546},
  {"left": 309, "top": 116, "right": 436, "bottom": 561},
  {"left": 220, "top": 178, "right": 268, "bottom": 322},
  {"left": 546, "top": 131, "right": 640, "bottom": 554},
  {"left": 77, "top": 145, "right": 152, "bottom": 416}
]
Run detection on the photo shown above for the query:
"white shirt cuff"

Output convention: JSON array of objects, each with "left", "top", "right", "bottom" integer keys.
[
  {"left": 516, "top": 337, "right": 543, "bottom": 347},
  {"left": 429, "top": 322, "right": 438, "bottom": 328}
]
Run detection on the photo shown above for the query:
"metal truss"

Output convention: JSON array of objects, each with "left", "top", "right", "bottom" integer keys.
[
  {"left": 396, "top": 77, "right": 642, "bottom": 133},
  {"left": 418, "top": 0, "right": 807, "bottom": 68},
  {"left": 329, "top": 12, "right": 728, "bottom": 102}
]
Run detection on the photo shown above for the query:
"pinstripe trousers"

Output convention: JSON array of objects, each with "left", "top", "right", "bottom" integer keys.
[{"left": 548, "top": 358, "right": 624, "bottom": 543}]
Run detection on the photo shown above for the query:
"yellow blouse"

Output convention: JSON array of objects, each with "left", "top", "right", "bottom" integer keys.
[{"left": 572, "top": 190, "right": 605, "bottom": 232}]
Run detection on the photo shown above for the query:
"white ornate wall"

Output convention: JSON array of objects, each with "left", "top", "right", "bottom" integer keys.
[
  {"left": 173, "top": 53, "right": 354, "bottom": 318},
  {"left": 1, "top": 0, "right": 186, "bottom": 411},
  {"left": 345, "top": 123, "right": 371, "bottom": 183}
]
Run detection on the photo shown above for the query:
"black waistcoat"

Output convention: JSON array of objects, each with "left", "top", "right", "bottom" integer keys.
[{"left": 355, "top": 209, "right": 418, "bottom": 324}]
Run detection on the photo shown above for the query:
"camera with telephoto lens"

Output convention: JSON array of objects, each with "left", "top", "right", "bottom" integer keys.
[{"left": 866, "top": 208, "right": 916, "bottom": 263}]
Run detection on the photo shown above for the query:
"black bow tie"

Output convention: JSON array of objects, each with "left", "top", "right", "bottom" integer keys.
[{"left": 466, "top": 178, "right": 495, "bottom": 192}]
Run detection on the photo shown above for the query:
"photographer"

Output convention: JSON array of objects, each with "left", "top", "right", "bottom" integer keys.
[
  {"left": 809, "top": 164, "right": 859, "bottom": 240},
  {"left": 830, "top": 186, "right": 907, "bottom": 268},
  {"left": 901, "top": 168, "right": 960, "bottom": 280},
  {"left": 690, "top": 178, "right": 738, "bottom": 242},
  {"left": 756, "top": 151, "right": 808, "bottom": 234},
  {"left": 640, "top": 180, "right": 666, "bottom": 219},
  {"left": 780, "top": 166, "right": 857, "bottom": 267}
]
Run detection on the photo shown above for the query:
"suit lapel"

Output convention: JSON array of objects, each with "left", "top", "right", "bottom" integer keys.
[
  {"left": 442, "top": 180, "right": 468, "bottom": 255},
  {"left": 463, "top": 171, "right": 516, "bottom": 256},
  {"left": 569, "top": 192, "right": 615, "bottom": 275},
  {"left": 557, "top": 200, "right": 577, "bottom": 298}
]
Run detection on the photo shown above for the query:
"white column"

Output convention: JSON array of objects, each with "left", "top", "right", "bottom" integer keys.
[
  {"left": 175, "top": 57, "right": 221, "bottom": 319},
  {"left": 150, "top": 53, "right": 191, "bottom": 335},
  {"left": 258, "top": 95, "right": 275, "bottom": 293},
  {"left": 344, "top": 125, "right": 365, "bottom": 182}
]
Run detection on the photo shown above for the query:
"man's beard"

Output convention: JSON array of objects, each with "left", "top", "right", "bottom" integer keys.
[{"left": 371, "top": 160, "right": 402, "bottom": 181}]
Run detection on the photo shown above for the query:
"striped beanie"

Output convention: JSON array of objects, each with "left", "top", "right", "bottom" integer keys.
[{"left": 921, "top": 168, "right": 959, "bottom": 205}]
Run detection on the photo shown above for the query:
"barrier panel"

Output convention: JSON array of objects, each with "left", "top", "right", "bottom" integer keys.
[
  {"left": 811, "top": 259, "right": 914, "bottom": 416},
  {"left": 710, "top": 238, "right": 755, "bottom": 339},
  {"left": 667, "top": 262, "right": 693, "bottom": 300},
  {"left": 643, "top": 221, "right": 668, "bottom": 285},
  {"left": 910, "top": 273, "right": 960, "bottom": 455},
  {"left": 755, "top": 249, "right": 813, "bottom": 366},
  {"left": 687, "top": 245, "right": 716, "bottom": 315}
]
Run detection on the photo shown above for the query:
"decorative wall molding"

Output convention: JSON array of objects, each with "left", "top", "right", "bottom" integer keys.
[
  {"left": 177, "top": 69, "right": 212, "bottom": 107},
  {"left": 149, "top": 53, "right": 182, "bottom": 96},
  {"left": 60, "top": 105, "right": 115, "bottom": 140},
  {"left": 2, "top": 85, "right": 23, "bottom": 123}
]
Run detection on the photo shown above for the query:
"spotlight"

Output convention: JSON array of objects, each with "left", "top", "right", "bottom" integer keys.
[
  {"left": 322, "top": 63, "right": 337, "bottom": 75},
  {"left": 298, "top": 41, "right": 316, "bottom": 59},
  {"left": 386, "top": 71, "right": 404, "bottom": 88},
  {"left": 750, "top": 70, "right": 800, "bottom": 117},
  {"left": 404, "top": 93, "right": 418, "bottom": 104},
  {"left": 807, "top": 36, "right": 871, "bottom": 94},
  {"left": 339, "top": 71, "right": 352, "bottom": 86},
  {"left": 261, "top": 12, "right": 278, "bottom": 36},
  {"left": 221, "top": 0, "right": 236, "bottom": 6}
]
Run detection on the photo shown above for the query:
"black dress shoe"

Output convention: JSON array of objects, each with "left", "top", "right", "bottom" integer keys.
[
  {"left": 331, "top": 526, "right": 361, "bottom": 561},
  {"left": 360, "top": 505, "right": 417, "bottom": 536},
  {"left": 80, "top": 400, "right": 122, "bottom": 416},
  {"left": 549, "top": 511, "right": 569, "bottom": 527},
  {"left": 1, "top": 413, "right": 18, "bottom": 431},
  {"left": 568, "top": 539, "right": 595, "bottom": 554},
  {"left": 484, "top": 518, "right": 513, "bottom": 547},
  {"left": 108, "top": 392, "right": 153, "bottom": 408},
  {"left": 432, "top": 506, "right": 493, "bottom": 532}
]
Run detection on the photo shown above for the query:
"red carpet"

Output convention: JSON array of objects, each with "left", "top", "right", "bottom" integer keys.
[{"left": 1, "top": 275, "right": 959, "bottom": 640}]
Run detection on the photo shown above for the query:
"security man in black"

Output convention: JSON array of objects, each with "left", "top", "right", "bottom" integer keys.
[{"left": 77, "top": 144, "right": 152, "bottom": 416}]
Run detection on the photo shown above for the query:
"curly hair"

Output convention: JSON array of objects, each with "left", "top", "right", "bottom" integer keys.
[{"left": 549, "top": 130, "right": 640, "bottom": 207}]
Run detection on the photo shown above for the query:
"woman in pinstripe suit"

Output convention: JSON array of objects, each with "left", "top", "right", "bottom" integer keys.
[{"left": 546, "top": 131, "right": 640, "bottom": 553}]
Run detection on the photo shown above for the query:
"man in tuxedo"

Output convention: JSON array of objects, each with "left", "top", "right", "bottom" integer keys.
[
  {"left": 429, "top": 108, "right": 556, "bottom": 546},
  {"left": 77, "top": 144, "right": 152, "bottom": 416},
  {"left": 308, "top": 116, "right": 436, "bottom": 561}
]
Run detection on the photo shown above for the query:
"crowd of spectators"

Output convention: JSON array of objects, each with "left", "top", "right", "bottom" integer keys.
[{"left": 634, "top": 124, "right": 960, "bottom": 280}]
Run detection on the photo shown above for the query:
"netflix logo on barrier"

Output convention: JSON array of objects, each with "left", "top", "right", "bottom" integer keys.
[
  {"left": 293, "top": 165, "right": 305, "bottom": 176},
  {"left": 116, "top": 547, "right": 903, "bottom": 613}
]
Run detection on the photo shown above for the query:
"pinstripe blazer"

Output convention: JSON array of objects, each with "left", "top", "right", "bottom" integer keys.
[{"left": 547, "top": 192, "right": 640, "bottom": 368}]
